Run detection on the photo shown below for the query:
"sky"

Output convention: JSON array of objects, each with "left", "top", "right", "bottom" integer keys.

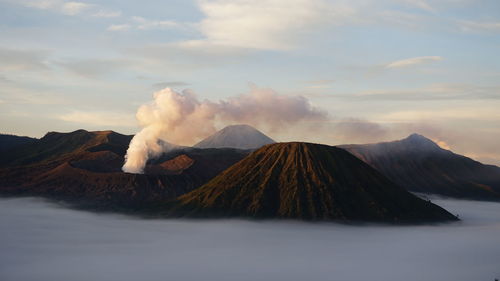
[{"left": 0, "top": 0, "right": 499, "bottom": 165}]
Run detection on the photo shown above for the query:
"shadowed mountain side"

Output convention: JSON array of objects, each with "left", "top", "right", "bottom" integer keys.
[
  {"left": 0, "top": 134, "right": 36, "bottom": 153},
  {"left": 0, "top": 130, "right": 248, "bottom": 209},
  {"left": 340, "top": 134, "right": 500, "bottom": 201},
  {"left": 194, "top": 124, "right": 275, "bottom": 149},
  {"left": 170, "top": 142, "right": 457, "bottom": 223},
  {"left": 0, "top": 163, "right": 203, "bottom": 208}
]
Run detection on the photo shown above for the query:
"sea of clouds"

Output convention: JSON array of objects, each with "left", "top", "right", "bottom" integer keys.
[{"left": 0, "top": 197, "right": 499, "bottom": 281}]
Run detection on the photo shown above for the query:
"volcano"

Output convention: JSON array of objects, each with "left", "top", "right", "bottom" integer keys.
[
  {"left": 0, "top": 130, "right": 248, "bottom": 209},
  {"left": 171, "top": 142, "right": 457, "bottom": 222},
  {"left": 340, "top": 134, "right": 500, "bottom": 201},
  {"left": 194, "top": 124, "right": 275, "bottom": 149}
]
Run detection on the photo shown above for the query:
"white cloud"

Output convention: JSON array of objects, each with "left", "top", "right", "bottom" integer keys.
[
  {"left": 385, "top": 56, "right": 443, "bottom": 68},
  {"left": 351, "top": 83, "right": 500, "bottom": 100},
  {"left": 458, "top": 20, "right": 500, "bottom": 32},
  {"left": 171, "top": 40, "right": 252, "bottom": 56},
  {"left": 60, "top": 1, "right": 91, "bottom": 15},
  {"left": 107, "top": 16, "right": 181, "bottom": 32},
  {"left": 92, "top": 9, "right": 122, "bottom": 18},
  {"left": 107, "top": 24, "right": 131, "bottom": 31},
  {"left": 122, "top": 0, "right": 446, "bottom": 56},
  {"left": 398, "top": 0, "right": 435, "bottom": 12},
  {"left": 131, "top": 16, "right": 179, "bottom": 30},
  {"left": 14, "top": 0, "right": 114, "bottom": 17},
  {"left": 21, "top": 0, "right": 60, "bottom": 9},
  {"left": 376, "top": 108, "right": 500, "bottom": 123},
  {"left": 375, "top": 9, "right": 426, "bottom": 29},
  {"left": 192, "top": 0, "right": 357, "bottom": 50},
  {"left": 152, "top": 81, "right": 190, "bottom": 90}
]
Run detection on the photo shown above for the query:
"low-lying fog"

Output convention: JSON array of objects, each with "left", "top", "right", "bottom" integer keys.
[{"left": 0, "top": 197, "right": 499, "bottom": 281}]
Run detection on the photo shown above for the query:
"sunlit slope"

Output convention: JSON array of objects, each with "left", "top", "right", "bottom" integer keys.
[
  {"left": 173, "top": 142, "right": 457, "bottom": 222},
  {"left": 0, "top": 129, "right": 132, "bottom": 168}
]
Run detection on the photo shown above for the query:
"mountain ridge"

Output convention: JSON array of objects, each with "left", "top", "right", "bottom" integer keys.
[
  {"left": 0, "top": 129, "right": 249, "bottom": 209},
  {"left": 171, "top": 142, "right": 457, "bottom": 222},
  {"left": 340, "top": 134, "right": 500, "bottom": 201}
]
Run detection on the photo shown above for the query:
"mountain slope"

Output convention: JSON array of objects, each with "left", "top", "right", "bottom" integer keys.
[
  {"left": 171, "top": 142, "right": 457, "bottom": 222},
  {"left": 0, "top": 134, "right": 36, "bottom": 153},
  {"left": 194, "top": 124, "right": 275, "bottom": 149},
  {"left": 340, "top": 134, "right": 500, "bottom": 201},
  {"left": 0, "top": 130, "right": 248, "bottom": 209},
  {"left": 0, "top": 130, "right": 132, "bottom": 168}
]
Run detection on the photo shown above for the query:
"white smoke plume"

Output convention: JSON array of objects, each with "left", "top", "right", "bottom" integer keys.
[{"left": 122, "top": 86, "right": 327, "bottom": 173}]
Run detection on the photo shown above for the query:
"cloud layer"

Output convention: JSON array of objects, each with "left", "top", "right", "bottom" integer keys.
[
  {"left": 193, "top": 0, "right": 356, "bottom": 50},
  {"left": 15, "top": 0, "right": 120, "bottom": 16},
  {"left": 2, "top": 197, "right": 500, "bottom": 281},
  {"left": 385, "top": 56, "right": 443, "bottom": 68}
]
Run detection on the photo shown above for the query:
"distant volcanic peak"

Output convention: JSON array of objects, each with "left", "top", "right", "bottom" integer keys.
[
  {"left": 340, "top": 134, "right": 500, "bottom": 201},
  {"left": 216, "top": 124, "right": 274, "bottom": 140},
  {"left": 406, "top": 133, "right": 432, "bottom": 142},
  {"left": 401, "top": 133, "right": 442, "bottom": 151},
  {"left": 223, "top": 124, "right": 256, "bottom": 130},
  {"left": 174, "top": 142, "right": 457, "bottom": 222},
  {"left": 194, "top": 124, "right": 275, "bottom": 150}
]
